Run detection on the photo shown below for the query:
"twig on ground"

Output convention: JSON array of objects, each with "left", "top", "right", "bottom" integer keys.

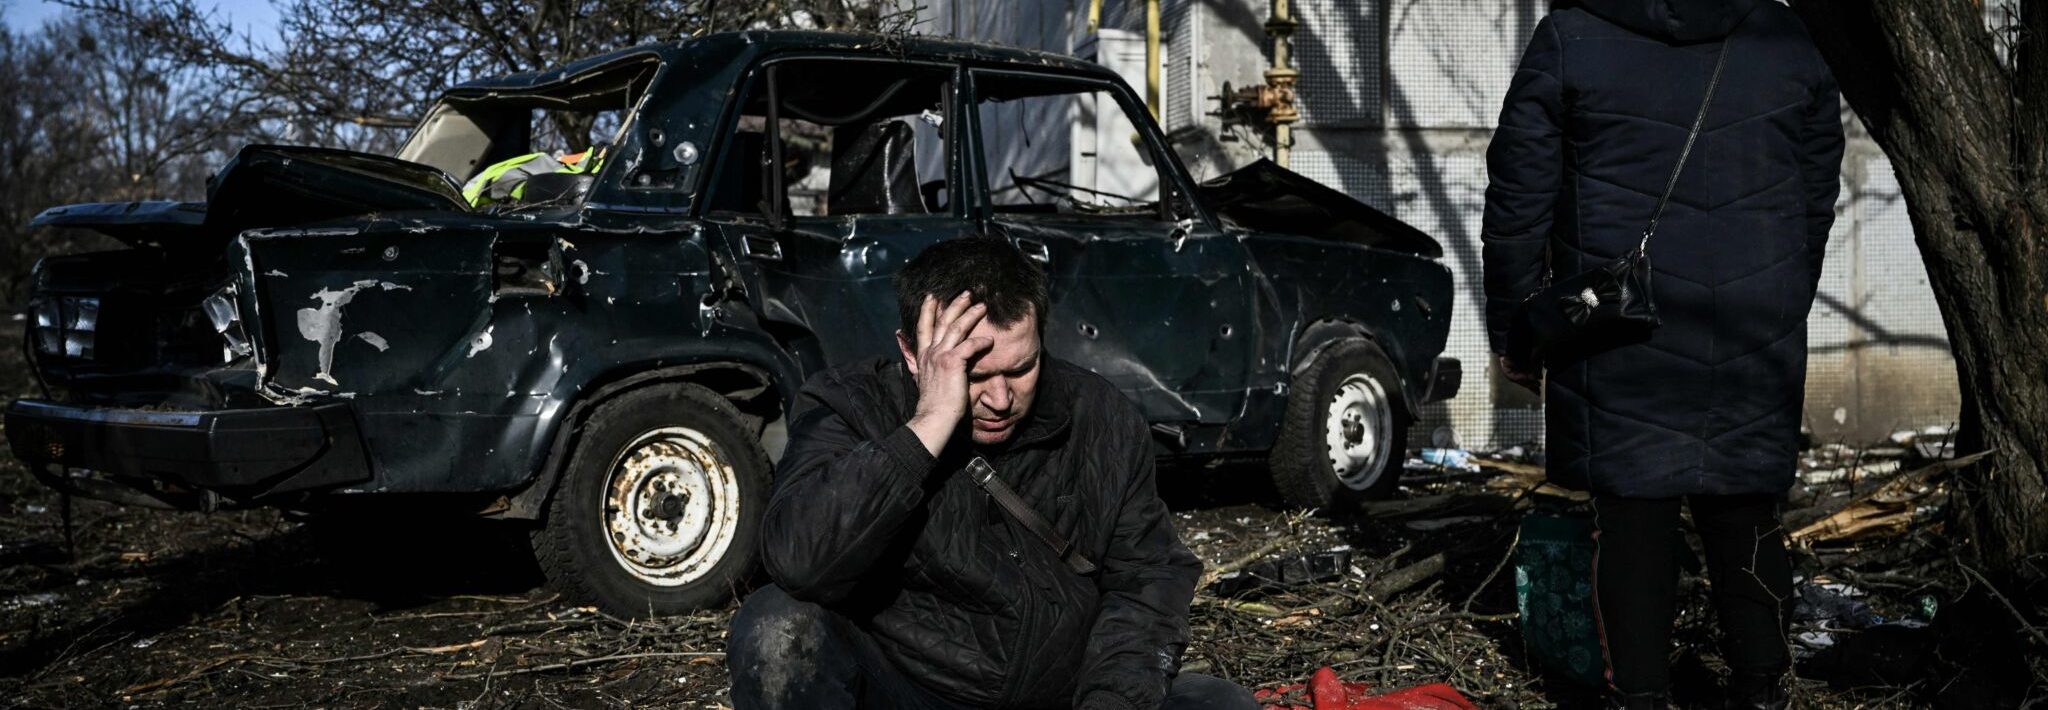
[
  {"left": 120, "top": 654, "right": 263, "bottom": 696},
  {"left": 377, "top": 593, "right": 561, "bottom": 621},
  {"left": 1398, "top": 611, "right": 1518, "bottom": 631},
  {"left": 1195, "top": 597, "right": 1290, "bottom": 617},
  {"left": 1958, "top": 562, "right": 2048, "bottom": 650},
  {"left": 28, "top": 615, "right": 124, "bottom": 682},
  {"left": 296, "top": 647, "right": 406, "bottom": 664},
  {"left": 1200, "top": 537, "right": 1293, "bottom": 590},
  {"left": 1462, "top": 527, "right": 1521, "bottom": 612},
  {"left": 480, "top": 618, "right": 595, "bottom": 638},
  {"left": 437, "top": 651, "right": 725, "bottom": 680},
  {"left": 1366, "top": 553, "right": 1446, "bottom": 601}
]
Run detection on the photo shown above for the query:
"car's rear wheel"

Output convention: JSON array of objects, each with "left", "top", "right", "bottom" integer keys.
[
  {"left": 531, "top": 383, "right": 766, "bottom": 616},
  {"left": 1270, "top": 340, "right": 1409, "bottom": 510}
]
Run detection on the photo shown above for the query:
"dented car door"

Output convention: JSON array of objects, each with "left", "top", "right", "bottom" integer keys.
[
  {"left": 700, "top": 57, "right": 976, "bottom": 370},
  {"left": 966, "top": 68, "right": 1257, "bottom": 431}
]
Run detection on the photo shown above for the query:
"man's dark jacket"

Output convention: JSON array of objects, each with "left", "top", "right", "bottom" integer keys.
[
  {"left": 1482, "top": 0, "right": 1845, "bottom": 498},
  {"left": 759, "top": 355, "right": 1202, "bottom": 709}
]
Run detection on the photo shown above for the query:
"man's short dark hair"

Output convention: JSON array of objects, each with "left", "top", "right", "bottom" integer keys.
[{"left": 895, "top": 236, "right": 1049, "bottom": 344}]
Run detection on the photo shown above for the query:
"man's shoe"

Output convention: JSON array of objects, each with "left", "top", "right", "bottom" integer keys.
[{"left": 1606, "top": 690, "right": 1671, "bottom": 710}]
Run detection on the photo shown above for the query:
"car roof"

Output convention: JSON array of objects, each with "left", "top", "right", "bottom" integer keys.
[{"left": 447, "top": 30, "right": 1119, "bottom": 95}]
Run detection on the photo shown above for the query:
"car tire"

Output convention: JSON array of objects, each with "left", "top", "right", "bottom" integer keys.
[
  {"left": 1269, "top": 340, "right": 1410, "bottom": 510},
  {"left": 531, "top": 383, "right": 767, "bottom": 617}
]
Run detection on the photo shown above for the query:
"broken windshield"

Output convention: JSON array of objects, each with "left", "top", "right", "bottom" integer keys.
[{"left": 395, "top": 57, "right": 659, "bottom": 210}]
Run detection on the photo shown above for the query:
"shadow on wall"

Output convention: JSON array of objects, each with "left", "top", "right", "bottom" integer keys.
[
  {"left": 1284, "top": 0, "right": 1549, "bottom": 449},
  {"left": 1810, "top": 292, "right": 1952, "bottom": 354},
  {"left": 1387, "top": 0, "right": 1546, "bottom": 449},
  {"left": 1802, "top": 290, "right": 1959, "bottom": 444},
  {"left": 1802, "top": 155, "right": 1960, "bottom": 442}
]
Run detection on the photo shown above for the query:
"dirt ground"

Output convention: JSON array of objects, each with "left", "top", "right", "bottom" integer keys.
[
  {"left": 0, "top": 458, "right": 1564, "bottom": 710},
  {"left": 0, "top": 330, "right": 2040, "bottom": 708}
]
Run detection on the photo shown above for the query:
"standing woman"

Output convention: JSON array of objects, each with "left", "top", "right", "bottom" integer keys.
[{"left": 1482, "top": 1, "right": 1842, "bottom": 709}]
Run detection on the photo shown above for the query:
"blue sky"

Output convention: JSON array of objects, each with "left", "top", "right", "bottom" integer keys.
[{"left": 2, "top": 0, "right": 279, "bottom": 36}]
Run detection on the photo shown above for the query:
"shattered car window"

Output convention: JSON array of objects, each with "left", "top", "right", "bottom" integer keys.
[
  {"left": 973, "top": 72, "right": 1164, "bottom": 218},
  {"left": 529, "top": 107, "right": 627, "bottom": 156},
  {"left": 396, "top": 59, "right": 657, "bottom": 209},
  {"left": 707, "top": 59, "right": 951, "bottom": 219}
]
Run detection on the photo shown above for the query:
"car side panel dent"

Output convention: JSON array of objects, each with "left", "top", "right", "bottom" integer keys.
[
  {"left": 336, "top": 311, "right": 802, "bottom": 500},
  {"left": 248, "top": 219, "right": 774, "bottom": 496},
  {"left": 1239, "top": 232, "right": 1454, "bottom": 419},
  {"left": 499, "top": 329, "right": 804, "bottom": 520}
]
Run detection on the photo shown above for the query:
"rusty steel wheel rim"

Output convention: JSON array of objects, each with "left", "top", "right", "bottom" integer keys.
[
  {"left": 601, "top": 426, "right": 741, "bottom": 587},
  {"left": 1324, "top": 373, "right": 1394, "bottom": 491}
]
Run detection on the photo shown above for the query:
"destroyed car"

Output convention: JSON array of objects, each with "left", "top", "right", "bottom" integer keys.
[{"left": 5, "top": 32, "right": 1458, "bottom": 616}]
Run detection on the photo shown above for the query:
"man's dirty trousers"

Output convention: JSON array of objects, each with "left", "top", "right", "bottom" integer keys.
[{"left": 728, "top": 585, "right": 1258, "bottom": 710}]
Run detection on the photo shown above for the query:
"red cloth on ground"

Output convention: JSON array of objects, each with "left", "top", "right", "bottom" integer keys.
[{"left": 1252, "top": 666, "right": 1478, "bottom": 710}]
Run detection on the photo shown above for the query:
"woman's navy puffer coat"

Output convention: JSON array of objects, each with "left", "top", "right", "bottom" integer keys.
[{"left": 1482, "top": 0, "right": 1844, "bottom": 498}]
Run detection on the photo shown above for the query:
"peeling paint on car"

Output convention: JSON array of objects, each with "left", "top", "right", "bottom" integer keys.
[
  {"left": 256, "top": 383, "right": 332, "bottom": 407},
  {"left": 294, "top": 280, "right": 413, "bottom": 386}
]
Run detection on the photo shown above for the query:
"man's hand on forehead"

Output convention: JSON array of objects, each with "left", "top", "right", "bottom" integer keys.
[{"left": 904, "top": 291, "right": 994, "bottom": 455}]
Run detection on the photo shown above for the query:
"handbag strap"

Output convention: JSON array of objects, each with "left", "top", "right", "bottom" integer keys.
[
  {"left": 1639, "top": 46, "right": 1729, "bottom": 253},
  {"left": 967, "top": 456, "right": 1099, "bottom": 575}
]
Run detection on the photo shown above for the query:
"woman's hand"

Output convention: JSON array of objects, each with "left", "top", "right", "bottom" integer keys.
[{"left": 1498, "top": 354, "right": 1542, "bottom": 394}]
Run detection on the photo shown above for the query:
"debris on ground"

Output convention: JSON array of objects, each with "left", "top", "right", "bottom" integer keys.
[
  {"left": 0, "top": 328, "right": 2037, "bottom": 710},
  {"left": 1794, "top": 579, "right": 1886, "bottom": 631},
  {"left": 1789, "top": 450, "right": 1988, "bottom": 545},
  {"left": 1416, "top": 449, "right": 1479, "bottom": 473},
  {"left": 1254, "top": 666, "right": 1478, "bottom": 710},
  {"left": 1208, "top": 548, "right": 1362, "bottom": 598}
]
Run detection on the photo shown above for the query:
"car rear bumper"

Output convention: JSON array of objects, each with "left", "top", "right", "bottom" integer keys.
[
  {"left": 4, "top": 399, "right": 372, "bottom": 505},
  {"left": 1421, "top": 357, "right": 1461, "bottom": 404}
]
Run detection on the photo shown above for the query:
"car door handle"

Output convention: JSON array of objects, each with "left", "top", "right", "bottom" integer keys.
[
  {"left": 740, "top": 234, "right": 783, "bottom": 262},
  {"left": 1016, "top": 238, "right": 1049, "bottom": 265}
]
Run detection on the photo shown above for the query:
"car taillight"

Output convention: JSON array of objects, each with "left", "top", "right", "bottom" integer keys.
[
  {"left": 70, "top": 298, "right": 98, "bottom": 331},
  {"left": 32, "top": 298, "right": 58, "bottom": 329},
  {"left": 29, "top": 296, "right": 97, "bottom": 361},
  {"left": 64, "top": 331, "right": 94, "bottom": 359}
]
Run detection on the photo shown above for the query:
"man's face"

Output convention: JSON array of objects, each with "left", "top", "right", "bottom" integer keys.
[
  {"left": 961, "top": 315, "right": 1041, "bottom": 445},
  {"left": 897, "top": 305, "right": 1043, "bottom": 446}
]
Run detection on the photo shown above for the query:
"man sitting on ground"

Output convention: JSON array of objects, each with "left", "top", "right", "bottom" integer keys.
[{"left": 726, "top": 237, "right": 1255, "bottom": 709}]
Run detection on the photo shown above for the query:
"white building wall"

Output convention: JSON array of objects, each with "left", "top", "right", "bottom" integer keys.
[{"left": 911, "top": 0, "right": 1961, "bottom": 449}]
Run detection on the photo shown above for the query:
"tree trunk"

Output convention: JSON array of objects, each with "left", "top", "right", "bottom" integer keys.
[{"left": 1788, "top": 1, "right": 2048, "bottom": 582}]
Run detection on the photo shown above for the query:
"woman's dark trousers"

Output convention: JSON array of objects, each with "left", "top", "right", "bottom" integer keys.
[{"left": 1591, "top": 493, "right": 1794, "bottom": 698}]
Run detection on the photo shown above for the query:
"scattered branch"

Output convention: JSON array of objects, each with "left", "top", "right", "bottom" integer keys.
[
  {"left": 437, "top": 650, "right": 724, "bottom": 680},
  {"left": 1958, "top": 562, "right": 2048, "bottom": 650}
]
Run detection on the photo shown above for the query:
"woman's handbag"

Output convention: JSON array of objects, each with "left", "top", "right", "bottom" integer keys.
[{"left": 1512, "top": 48, "right": 1728, "bottom": 364}]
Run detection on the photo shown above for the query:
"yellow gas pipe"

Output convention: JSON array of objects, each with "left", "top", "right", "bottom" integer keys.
[
  {"left": 1146, "top": 0, "right": 1161, "bottom": 120},
  {"left": 1085, "top": 0, "right": 1164, "bottom": 121},
  {"left": 1266, "top": 0, "right": 1299, "bottom": 167}
]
